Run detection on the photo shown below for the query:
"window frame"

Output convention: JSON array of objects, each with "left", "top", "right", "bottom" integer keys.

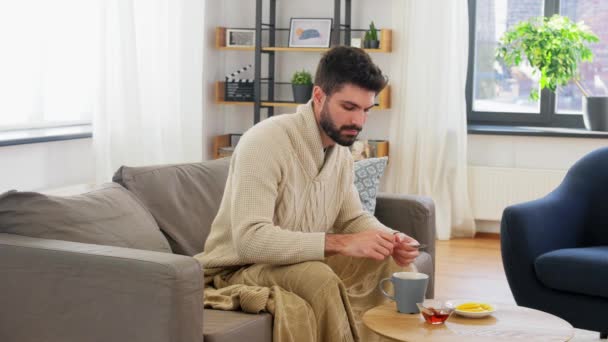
[
  {"left": 466, "top": 0, "right": 586, "bottom": 129},
  {"left": 0, "top": 120, "right": 92, "bottom": 133},
  {"left": 0, "top": 124, "right": 93, "bottom": 147}
]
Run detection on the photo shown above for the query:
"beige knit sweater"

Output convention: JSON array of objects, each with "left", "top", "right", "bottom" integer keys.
[{"left": 196, "top": 102, "right": 392, "bottom": 268}]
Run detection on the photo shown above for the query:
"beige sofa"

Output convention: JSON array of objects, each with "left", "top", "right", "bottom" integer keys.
[{"left": 0, "top": 157, "right": 436, "bottom": 342}]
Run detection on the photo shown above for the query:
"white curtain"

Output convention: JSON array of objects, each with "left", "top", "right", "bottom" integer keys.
[
  {"left": 385, "top": 0, "right": 475, "bottom": 239},
  {"left": 94, "top": 0, "right": 204, "bottom": 183}
]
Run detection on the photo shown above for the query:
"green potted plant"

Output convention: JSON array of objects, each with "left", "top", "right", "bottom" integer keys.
[
  {"left": 363, "top": 21, "right": 379, "bottom": 49},
  {"left": 496, "top": 14, "right": 603, "bottom": 130},
  {"left": 291, "top": 69, "right": 313, "bottom": 103}
]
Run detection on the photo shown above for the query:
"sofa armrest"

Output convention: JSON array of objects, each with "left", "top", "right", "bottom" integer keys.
[
  {"left": 375, "top": 193, "right": 436, "bottom": 258},
  {"left": 0, "top": 233, "right": 203, "bottom": 342},
  {"left": 375, "top": 193, "right": 436, "bottom": 297}
]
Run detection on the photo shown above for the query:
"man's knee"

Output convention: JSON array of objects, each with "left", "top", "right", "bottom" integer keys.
[
  {"left": 299, "top": 261, "right": 340, "bottom": 281},
  {"left": 290, "top": 261, "right": 343, "bottom": 294}
]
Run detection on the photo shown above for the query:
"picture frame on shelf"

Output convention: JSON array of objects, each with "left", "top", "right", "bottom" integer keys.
[
  {"left": 350, "top": 38, "right": 362, "bottom": 48},
  {"left": 226, "top": 29, "right": 255, "bottom": 47},
  {"left": 288, "top": 18, "right": 333, "bottom": 48}
]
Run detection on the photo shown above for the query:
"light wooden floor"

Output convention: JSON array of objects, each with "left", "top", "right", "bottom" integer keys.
[{"left": 435, "top": 237, "right": 600, "bottom": 341}]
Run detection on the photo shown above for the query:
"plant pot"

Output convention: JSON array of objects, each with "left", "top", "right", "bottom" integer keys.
[
  {"left": 583, "top": 96, "right": 608, "bottom": 131},
  {"left": 363, "top": 40, "right": 380, "bottom": 49},
  {"left": 292, "top": 84, "right": 312, "bottom": 103}
]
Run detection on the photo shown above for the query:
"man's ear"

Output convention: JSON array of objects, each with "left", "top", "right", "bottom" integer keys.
[{"left": 312, "top": 86, "right": 325, "bottom": 108}]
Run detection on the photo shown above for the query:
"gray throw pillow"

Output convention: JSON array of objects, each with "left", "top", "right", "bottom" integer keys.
[
  {"left": 354, "top": 157, "right": 388, "bottom": 214},
  {"left": 113, "top": 157, "right": 231, "bottom": 256},
  {"left": 0, "top": 183, "right": 172, "bottom": 253}
]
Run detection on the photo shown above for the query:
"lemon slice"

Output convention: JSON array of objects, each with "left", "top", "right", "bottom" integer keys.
[{"left": 450, "top": 300, "right": 497, "bottom": 318}]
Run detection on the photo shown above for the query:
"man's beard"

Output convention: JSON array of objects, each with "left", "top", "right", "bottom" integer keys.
[{"left": 319, "top": 101, "right": 362, "bottom": 147}]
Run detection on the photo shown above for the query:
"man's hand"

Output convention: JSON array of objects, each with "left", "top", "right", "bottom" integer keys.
[
  {"left": 392, "top": 232, "right": 420, "bottom": 267},
  {"left": 325, "top": 230, "right": 396, "bottom": 260}
]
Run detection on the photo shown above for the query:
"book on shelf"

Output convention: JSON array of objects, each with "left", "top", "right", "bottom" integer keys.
[
  {"left": 213, "top": 133, "right": 243, "bottom": 159},
  {"left": 218, "top": 146, "right": 235, "bottom": 158}
]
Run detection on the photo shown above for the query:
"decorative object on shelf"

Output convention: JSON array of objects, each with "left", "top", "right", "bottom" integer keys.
[
  {"left": 213, "top": 133, "right": 242, "bottom": 159},
  {"left": 230, "top": 134, "right": 241, "bottom": 147},
  {"left": 291, "top": 69, "right": 313, "bottom": 103},
  {"left": 351, "top": 139, "right": 389, "bottom": 161},
  {"left": 363, "top": 21, "right": 380, "bottom": 49},
  {"left": 497, "top": 15, "right": 603, "bottom": 130},
  {"left": 226, "top": 29, "right": 255, "bottom": 47},
  {"left": 350, "top": 38, "right": 362, "bottom": 48},
  {"left": 288, "top": 18, "right": 333, "bottom": 48},
  {"left": 368, "top": 140, "right": 389, "bottom": 158},
  {"left": 225, "top": 65, "right": 254, "bottom": 101}
]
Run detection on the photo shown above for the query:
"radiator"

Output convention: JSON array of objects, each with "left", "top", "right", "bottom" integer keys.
[{"left": 468, "top": 166, "right": 567, "bottom": 221}]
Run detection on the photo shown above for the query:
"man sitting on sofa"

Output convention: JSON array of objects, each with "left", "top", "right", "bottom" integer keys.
[{"left": 196, "top": 46, "right": 420, "bottom": 342}]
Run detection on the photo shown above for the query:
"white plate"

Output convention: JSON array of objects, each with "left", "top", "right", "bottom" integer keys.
[{"left": 446, "top": 299, "right": 497, "bottom": 318}]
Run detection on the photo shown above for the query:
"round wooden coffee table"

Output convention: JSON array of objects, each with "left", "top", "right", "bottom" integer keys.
[{"left": 363, "top": 302, "right": 574, "bottom": 341}]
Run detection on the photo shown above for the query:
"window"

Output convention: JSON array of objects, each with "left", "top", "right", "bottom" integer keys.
[
  {"left": 466, "top": 0, "right": 608, "bottom": 128},
  {"left": 0, "top": 1, "right": 97, "bottom": 132}
]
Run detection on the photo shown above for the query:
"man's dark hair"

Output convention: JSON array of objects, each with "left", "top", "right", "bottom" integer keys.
[{"left": 314, "top": 46, "right": 387, "bottom": 96}]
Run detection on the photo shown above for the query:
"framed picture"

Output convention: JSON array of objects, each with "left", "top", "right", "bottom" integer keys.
[
  {"left": 288, "top": 18, "right": 333, "bottom": 48},
  {"left": 226, "top": 29, "right": 255, "bottom": 47}
]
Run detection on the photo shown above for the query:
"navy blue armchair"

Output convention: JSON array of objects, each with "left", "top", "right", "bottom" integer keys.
[{"left": 501, "top": 147, "right": 608, "bottom": 339}]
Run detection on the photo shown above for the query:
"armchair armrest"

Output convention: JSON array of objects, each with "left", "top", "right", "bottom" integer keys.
[
  {"left": 375, "top": 193, "right": 436, "bottom": 297},
  {"left": 501, "top": 190, "right": 588, "bottom": 305},
  {"left": 0, "top": 233, "right": 204, "bottom": 342},
  {"left": 501, "top": 192, "right": 588, "bottom": 259}
]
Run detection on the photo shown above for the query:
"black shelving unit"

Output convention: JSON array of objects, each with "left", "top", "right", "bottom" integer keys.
[{"left": 253, "top": 0, "right": 352, "bottom": 124}]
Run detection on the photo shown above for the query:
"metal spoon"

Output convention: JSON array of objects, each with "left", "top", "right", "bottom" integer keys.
[{"left": 409, "top": 243, "right": 428, "bottom": 250}]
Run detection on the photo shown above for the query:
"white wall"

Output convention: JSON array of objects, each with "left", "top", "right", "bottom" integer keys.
[
  {"left": 468, "top": 134, "right": 608, "bottom": 233},
  {"left": 0, "top": 139, "right": 95, "bottom": 193},
  {"left": 469, "top": 134, "right": 608, "bottom": 169}
]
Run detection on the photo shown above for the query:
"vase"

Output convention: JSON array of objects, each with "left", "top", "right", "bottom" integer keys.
[
  {"left": 583, "top": 96, "right": 608, "bottom": 131},
  {"left": 363, "top": 40, "right": 380, "bottom": 49},
  {"left": 292, "top": 84, "right": 312, "bottom": 103}
]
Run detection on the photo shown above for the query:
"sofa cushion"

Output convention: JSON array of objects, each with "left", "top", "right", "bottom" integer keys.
[
  {"left": 204, "top": 310, "right": 272, "bottom": 342},
  {"left": 535, "top": 246, "right": 608, "bottom": 299},
  {"left": 354, "top": 157, "right": 388, "bottom": 214},
  {"left": 113, "top": 157, "right": 231, "bottom": 256},
  {"left": 0, "top": 184, "right": 172, "bottom": 253}
]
